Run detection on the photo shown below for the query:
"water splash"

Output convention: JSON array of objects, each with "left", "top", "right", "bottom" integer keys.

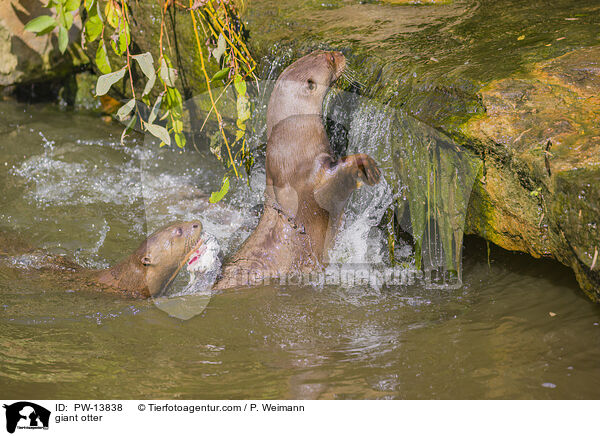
[
  {"left": 328, "top": 100, "right": 397, "bottom": 265},
  {"left": 323, "top": 75, "right": 481, "bottom": 288}
]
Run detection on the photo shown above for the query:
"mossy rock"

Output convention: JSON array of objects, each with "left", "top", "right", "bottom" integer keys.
[
  {"left": 462, "top": 47, "right": 600, "bottom": 299},
  {"left": 84, "top": 3, "right": 221, "bottom": 103},
  {"left": 0, "top": 0, "right": 88, "bottom": 87}
]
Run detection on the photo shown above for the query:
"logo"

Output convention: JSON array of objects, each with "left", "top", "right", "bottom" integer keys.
[{"left": 3, "top": 402, "right": 50, "bottom": 434}]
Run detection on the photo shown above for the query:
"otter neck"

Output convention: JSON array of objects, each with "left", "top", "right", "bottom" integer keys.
[
  {"left": 266, "top": 96, "right": 324, "bottom": 139},
  {"left": 94, "top": 256, "right": 150, "bottom": 298}
]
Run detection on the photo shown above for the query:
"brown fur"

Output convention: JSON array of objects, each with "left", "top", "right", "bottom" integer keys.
[
  {"left": 0, "top": 221, "right": 203, "bottom": 299},
  {"left": 214, "top": 51, "right": 380, "bottom": 289}
]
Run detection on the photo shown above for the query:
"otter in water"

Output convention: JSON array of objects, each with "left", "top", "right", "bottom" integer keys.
[
  {"left": 213, "top": 51, "right": 381, "bottom": 289},
  {"left": 0, "top": 221, "right": 205, "bottom": 298}
]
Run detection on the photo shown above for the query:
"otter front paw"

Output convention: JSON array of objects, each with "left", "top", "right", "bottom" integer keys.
[{"left": 354, "top": 154, "right": 381, "bottom": 186}]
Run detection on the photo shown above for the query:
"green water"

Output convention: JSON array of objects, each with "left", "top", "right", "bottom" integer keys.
[
  {"left": 1, "top": 0, "right": 600, "bottom": 401},
  {"left": 0, "top": 101, "right": 599, "bottom": 399}
]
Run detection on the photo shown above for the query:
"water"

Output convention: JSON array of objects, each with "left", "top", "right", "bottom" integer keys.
[{"left": 1, "top": 99, "right": 599, "bottom": 399}]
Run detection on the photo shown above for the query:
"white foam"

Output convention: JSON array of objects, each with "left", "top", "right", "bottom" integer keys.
[{"left": 184, "top": 233, "right": 222, "bottom": 293}]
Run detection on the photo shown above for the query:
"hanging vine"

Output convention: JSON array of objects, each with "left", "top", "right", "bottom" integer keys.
[{"left": 25, "top": 0, "right": 258, "bottom": 202}]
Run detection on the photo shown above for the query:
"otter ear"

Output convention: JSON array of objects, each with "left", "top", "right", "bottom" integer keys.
[{"left": 140, "top": 254, "right": 154, "bottom": 266}]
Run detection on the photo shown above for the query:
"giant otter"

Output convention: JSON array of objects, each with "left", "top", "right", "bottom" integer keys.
[
  {"left": 213, "top": 51, "right": 381, "bottom": 289},
  {"left": 0, "top": 221, "right": 205, "bottom": 298}
]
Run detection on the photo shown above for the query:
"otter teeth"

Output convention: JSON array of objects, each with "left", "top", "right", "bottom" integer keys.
[
  {"left": 186, "top": 234, "right": 221, "bottom": 283},
  {"left": 188, "top": 244, "right": 207, "bottom": 266}
]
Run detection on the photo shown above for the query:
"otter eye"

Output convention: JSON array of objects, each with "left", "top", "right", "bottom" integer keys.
[
  {"left": 175, "top": 227, "right": 183, "bottom": 236},
  {"left": 141, "top": 255, "right": 152, "bottom": 266},
  {"left": 307, "top": 79, "right": 316, "bottom": 91}
]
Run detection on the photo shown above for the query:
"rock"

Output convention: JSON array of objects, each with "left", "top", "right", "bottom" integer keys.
[
  {"left": 83, "top": 3, "right": 216, "bottom": 102},
  {"left": 0, "top": 0, "right": 88, "bottom": 87},
  {"left": 54, "top": 70, "right": 102, "bottom": 111},
  {"left": 72, "top": 71, "right": 101, "bottom": 110},
  {"left": 462, "top": 47, "right": 600, "bottom": 299}
]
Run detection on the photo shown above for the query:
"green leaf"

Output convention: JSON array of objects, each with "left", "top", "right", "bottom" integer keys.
[
  {"left": 58, "top": 25, "right": 68, "bottom": 53},
  {"left": 64, "top": 0, "right": 81, "bottom": 12},
  {"left": 132, "top": 52, "right": 156, "bottom": 96},
  {"left": 209, "top": 177, "right": 230, "bottom": 203},
  {"left": 116, "top": 98, "right": 136, "bottom": 121},
  {"left": 95, "top": 67, "right": 126, "bottom": 96},
  {"left": 95, "top": 40, "right": 111, "bottom": 74},
  {"left": 133, "top": 52, "right": 154, "bottom": 79},
  {"left": 109, "top": 36, "right": 119, "bottom": 55},
  {"left": 148, "top": 94, "right": 163, "bottom": 124},
  {"left": 159, "top": 109, "right": 170, "bottom": 122},
  {"left": 84, "top": 16, "right": 102, "bottom": 43},
  {"left": 94, "top": 0, "right": 103, "bottom": 22},
  {"left": 236, "top": 93, "right": 250, "bottom": 123},
  {"left": 174, "top": 132, "right": 186, "bottom": 149},
  {"left": 212, "top": 33, "right": 226, "bottom": 63},
  {"left": 233, "top": 74, "right": 246, "bottom": 96},
  {"left": 211, "top": 67, "right": 230, "bottom": 82},
  {"left": 530, "top": 188, "right": 541, "bottom": 197},
  {"left": 121, "top": 22, "right": 130, "bottom": 50},
  {"left": 105, "top": 1, "right": 119, "bottom": 28},
  {"left": 84, "top": 0, "right": 96, "bottom": 13},
  {"left": 24, "top": 15, "right": 56, "bottom": 34},
  {"left": 236, "top": 118, "right": 246, "bottom": 130},
  {"left": 60, "top": 9, "right": 74, "bottom": 30},
  {"left": 172, "top": 118, "right": 183, "bottom": 133},
  {"left": 144, "top": 122, "right": 171, "bottom": 146},
  {"left": 160, "top": 58, "right": 178, "bottom": 87},
  {"left": 120, "top": 112, "right": 137, "bottom": 144},
  {"left": 165, "top": 86, "right": 183, "bottom": 109},
  {"left": 110, "top": 25, "right": 129, "bottom": 55},
  {"left": 84, "top": 6, "right": 102, "bottom": 43}
]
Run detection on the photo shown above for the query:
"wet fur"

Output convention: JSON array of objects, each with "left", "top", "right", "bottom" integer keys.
[
  {"left": 0, "top": 222, "right": 202, "bottom": 299},
  {"left": 214, "top": 51, "right": 380, "bottom": 289}
]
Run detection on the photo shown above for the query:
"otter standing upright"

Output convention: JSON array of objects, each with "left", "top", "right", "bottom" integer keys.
[{"left": 214, "top": 51, "right": 381, "bottom": 289}]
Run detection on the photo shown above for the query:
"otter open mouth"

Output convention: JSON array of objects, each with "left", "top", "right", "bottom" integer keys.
[
  {"left": 186, "top": 241, "right": 207, "bottom": 285},
  {"left": 157, "top": 236, "right": 205, "bottom": 297},
  {"left": 187, "top": 243, "right": 207, "bottom": 267},
  {"left": 186, "top": 234, "right": 221, "bottom": 285},
  {"left": 184, "top": 236, "right": 205, "bottom": 270}
]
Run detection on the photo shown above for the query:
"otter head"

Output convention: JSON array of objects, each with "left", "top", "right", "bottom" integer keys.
[
  {"left": 102, "top": 221, "right": 204, "bottom": 298},
  {"left": 266, "top": 50, "right": 346, "bottom": 138}
]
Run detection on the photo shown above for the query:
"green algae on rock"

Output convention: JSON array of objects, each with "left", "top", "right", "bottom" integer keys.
[{"left": 462, "top": 47, "right": 600, "bottom": 299}]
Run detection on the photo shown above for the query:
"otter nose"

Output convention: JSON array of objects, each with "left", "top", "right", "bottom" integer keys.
[
  {"left": 330, "top": 51, "right": 346, "bottom": 77},
  {"left": 332, "top": 51, "right": 344, "bottom": 61}
]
